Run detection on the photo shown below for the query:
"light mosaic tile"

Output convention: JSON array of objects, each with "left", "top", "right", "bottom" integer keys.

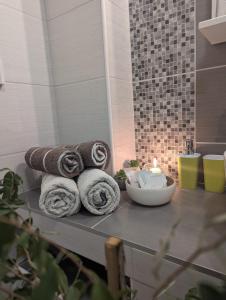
[
  {"left": 129, "top": 0, "right": 195, "bottom": 81},
  {"left": 133, "top": 73, "right": 195, "bottom": 177}
]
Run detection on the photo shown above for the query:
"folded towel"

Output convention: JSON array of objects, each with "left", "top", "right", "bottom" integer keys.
[
  {"left": 25, "top": 147, "right": 84, "bottom": 178},
  {"left": 77, "top": 169, "right": 120, "bottom": 215},
  {"left": 39, "top": 174, "right": 81, "bottom": 217},
  {"left": 65, "top": 141, "right": 110, "bottom": 170}
]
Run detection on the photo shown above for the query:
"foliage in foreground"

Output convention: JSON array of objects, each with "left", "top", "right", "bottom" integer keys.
[{"left": 0, "top": 168, "right": 120, "bottom": 300}]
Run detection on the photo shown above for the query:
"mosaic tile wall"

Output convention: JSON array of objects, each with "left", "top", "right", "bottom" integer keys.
[{"left": 129, "top": 0, "right": 196, "bottom": 177}]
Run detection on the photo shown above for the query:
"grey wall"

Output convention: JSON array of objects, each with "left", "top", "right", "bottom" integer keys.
[
  {"left": 0, "top": 0, "right": 58, "bottom": 191},
  {"left": 196, "top": 0, "right": 226, "bottom": 155},
  {"left": 129, "top": 0, "right": 226, "bottom": 177}
]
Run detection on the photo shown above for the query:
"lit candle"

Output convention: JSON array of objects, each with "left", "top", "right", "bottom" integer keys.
[{"left": 151, "top": 158, "right": 162, "bottom": 174}]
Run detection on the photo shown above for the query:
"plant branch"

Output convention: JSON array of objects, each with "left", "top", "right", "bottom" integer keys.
[
  {"left": 153, "top": 232, "right": 226, "bottom": 299},
  {"left": 0, "top": 216, "right": 97, "bottom": 284},
  {"left": 0, "top": 284, "right": 25, "bottom": 300},
  {"left": 1, "top": 262, "right": 32, "bottom": 285}
]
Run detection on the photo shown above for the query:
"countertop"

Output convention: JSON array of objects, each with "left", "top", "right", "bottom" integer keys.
[{"left": 20, "top": 188, "right": 226, "bottom": 278}]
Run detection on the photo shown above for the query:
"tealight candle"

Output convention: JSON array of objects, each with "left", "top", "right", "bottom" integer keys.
[{"left": 151, "top": 158, "right": 162, "bottom": 174}]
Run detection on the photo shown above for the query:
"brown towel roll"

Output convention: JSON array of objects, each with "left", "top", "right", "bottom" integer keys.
[
  {"left": 64, "top": 141, "right": 111, "bottom": 170},
  {"left": 25, "top": 146, "right": 84, "bottom": 178}
]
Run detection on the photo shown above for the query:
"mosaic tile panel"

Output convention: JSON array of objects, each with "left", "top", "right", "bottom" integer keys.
[
  {"left": 129, "top": 0, "right": 195, "bottom": 81},
  {"left": 133, "top": 73, "right": 195, "bottom": 177}
]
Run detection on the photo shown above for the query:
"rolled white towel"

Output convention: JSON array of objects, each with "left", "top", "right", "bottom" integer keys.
[
  {"left": 77, "top": 169, "right": 120, "bottom": 215},
  {"left": 39, "top": 174, "right": 81, "bottom": 218}
]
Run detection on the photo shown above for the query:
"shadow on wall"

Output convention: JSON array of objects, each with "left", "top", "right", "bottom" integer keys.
[
  {"left": 21, "top": 0, "right": 58, "bottom": 145},
  {"left": 12, "top": 0, "right": 60, "bottom": 191}
]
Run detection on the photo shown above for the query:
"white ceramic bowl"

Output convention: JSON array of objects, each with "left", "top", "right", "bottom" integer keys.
[{"left": 126, "top": 177, "right": 176, "bottom": 206}]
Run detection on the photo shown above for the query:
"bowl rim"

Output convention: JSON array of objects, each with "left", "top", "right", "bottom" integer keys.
[{"left": 126, "top": 176, "right": 176, "bottom": 192}]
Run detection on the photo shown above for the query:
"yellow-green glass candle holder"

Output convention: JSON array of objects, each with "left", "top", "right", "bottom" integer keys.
[
  {"left": 203, "top": 155, "right": 225, "bottom": 193},
  {"left": 178, "top": 154, "right": 201, "bottom": 190}
]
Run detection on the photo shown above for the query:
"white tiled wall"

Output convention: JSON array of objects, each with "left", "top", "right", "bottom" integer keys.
[
  {"left": 0, "top": 1, "right": 57, "bottom": 191},
  {"left": 47, "top": 0, "right": 105, "bottom": 85},
  {"left": 55, "top": 78, "right": 110, "bottom": 146},
  {"left": 0, "top": 0, "right": 45, "bottom": 19},
  {"left": 46, "top": 0, "right": 111, "bottom": 163},
  {"left": 0, "top": 0, "right": 135, "bottom": 190},
  {"left": 45, "top": 0, "right": 93, "bottom": 20},
  {"left": 104, "top": 0, "right": 136, "bottom": 171}
]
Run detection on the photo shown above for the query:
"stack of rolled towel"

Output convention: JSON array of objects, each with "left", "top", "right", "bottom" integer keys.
[{"left": 25, "top": 141, "right": 120, "bottom": 218}]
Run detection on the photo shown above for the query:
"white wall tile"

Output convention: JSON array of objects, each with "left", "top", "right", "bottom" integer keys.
[
  {"left": 0, "top": 152, "right": 42, "bottom": 193},
  {"left": 109, "top": 78, "right": 136, "bottom": 170},
  {"left": 45, "top": 0, "right": 93, "bottom": 20},
  {"left": 0, "top": 0, "right": 46, "bottom": 19},
  {"left": 0, "top": 83, "right": 57, "bottom": 156},
  {"left": 0, "top": 5, "right": 51, "bottom": 85},
  {"left": 105, "top": 1, "right": 132, "bottom": 81},
  {"left": 108, "top": 0, "right": 129, "bottom": 12},
  {"left": 55, "top": 78, "right": 111, "bottom": 146},
  {"left": 48, "top": 0, "right": 105, "bottom": 85}
]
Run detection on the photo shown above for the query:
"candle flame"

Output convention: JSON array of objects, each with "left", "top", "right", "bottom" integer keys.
[{"left": 153, "top": 157, "right": 158, "bottom": 168}]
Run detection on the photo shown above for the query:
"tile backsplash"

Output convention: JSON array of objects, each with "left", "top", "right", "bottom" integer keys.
[
  {"left": 133, "top": 73, "right": 195, "bottom": 176},
  {"left": 129, "top": 0, "right": 195, "bottom": 81},
  {"left": 129, "top": 0, "right": 226, "bottom": 177},
  {"left": 129, "top": 0, "right": 196, "bottom": 176}
]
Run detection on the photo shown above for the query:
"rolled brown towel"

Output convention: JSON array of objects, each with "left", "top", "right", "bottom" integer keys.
[
  {"left": 65, "top": 141, "right": 111, "bottom": 170},
  {"left": 25, "top": 146, "right": 84, "bottom": 178}
]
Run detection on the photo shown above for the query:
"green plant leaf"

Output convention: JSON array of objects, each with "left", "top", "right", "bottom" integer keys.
[
  {"left": 17, "top": 231, "right": 30, "bottom": 248},
  {"left": 0, "top": 261, "right": 8, "bottom": 281},
  {"left": 31, "top": 255, "right": 59, "bottom": 300},
  {"left": 56, "top": 264, "right": 68, "bottom": 294},
  {"left": 0, "top": 208, "right": 12, "bottom": 216},
  {"left": 129, "top": 160, "right": 139, "bottom": 168},
  {"left": 185, "top": 287, "right": 201, "bottom": 300},
  {"left": 198, "top": 283, "right": 223, "bottom": 300},
  {"left": 66, "top": 286, "right": 83, "bottom": 300},
  {"left": 2, "top": 171, "right": 15, "bottom": 202},
  {"left": 0, "top": 222, "right": 16, "bottom": 258},
  {"left": 114, "top": 169, "right": 127, "bottom": 181},
  {"left": 91, "top": 280, "right": 114, "bottom": 300}
]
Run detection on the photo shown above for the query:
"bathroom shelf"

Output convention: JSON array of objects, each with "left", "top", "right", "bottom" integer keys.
[{"left": 199, "top": 15, "right": 226, "bottom": 44}]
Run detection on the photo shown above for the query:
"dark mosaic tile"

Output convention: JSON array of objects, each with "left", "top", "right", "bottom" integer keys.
[
  {"left": 133, "top": 73, "right": 195, "bottom": 178},
  {"left": 129, "top": 0, "right": 195, "bottom": 81}
]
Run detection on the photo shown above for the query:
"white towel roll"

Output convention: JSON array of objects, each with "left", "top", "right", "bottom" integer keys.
[
  {"left": 39, "top": 174, "right": 81, "bottom": 218},
  {"left": 77, "top": 169, "right": 120, "bottom": 215}
]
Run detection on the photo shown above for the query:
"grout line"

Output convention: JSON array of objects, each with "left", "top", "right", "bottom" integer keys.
[
  {"left": 108, "top": 0, "right": 129, "bottom": 13},
  {"left": 0, "top": 3, "right": 46, "bottom": 21},
  {"left": 109, "top": 76, "right": 133, "bottom": 83},
  {"left": 5, "top": 80, "right": 50, "bottom": 87},
  {"left": 91, "top": 214, "right": 112, "bottom": 229},
  {"left": 0, "top": 150, "right": 26, "bottom": 158},
  {"left": 91, "top": 202, "right": 126, "bottom": 229},
  {"left": 196, "top": 64, "right": 226, "bottom": 72},
  {"left": 54, "top": 76, "right": 106, "bottom": 87},
  {"left": 47, "top": 0, "right": 94, "bottom": 22},
  {"left": 132, "top": 70, "right": 196, "bottom": 84}
]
